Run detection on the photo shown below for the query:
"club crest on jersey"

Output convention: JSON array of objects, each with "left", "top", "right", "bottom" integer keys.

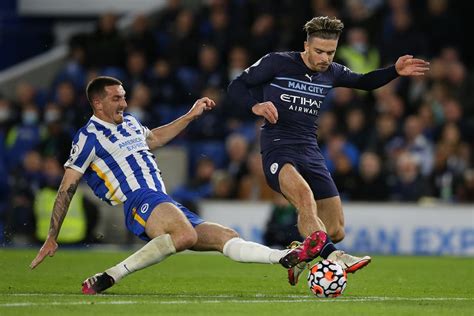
[
  {"left": 270, "top": 163, "right": 279, "bottom": 174},
  {"left": 126, "top": 122, "right": 141, "bottom": 134},
  {"left": 68, "top": 144, "right": 79, "bottom": 162},
  {"left": 140, "top": 203, "right": 149, "bottom": 214}
]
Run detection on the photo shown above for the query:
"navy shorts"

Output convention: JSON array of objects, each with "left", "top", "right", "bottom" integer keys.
[
  {"left": 262, "top": 144, "right": 339, "bottom": 200},
  {"left": 123, "top": 188, "right": 204, "bottom": 241}
]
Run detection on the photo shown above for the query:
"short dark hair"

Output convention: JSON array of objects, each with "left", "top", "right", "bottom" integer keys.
[
  {"left": 304, "top": 16, "right": 344, "bottom": 41},
  {"left": 86, "top": 76, "right": 123, "bottom": 104}
]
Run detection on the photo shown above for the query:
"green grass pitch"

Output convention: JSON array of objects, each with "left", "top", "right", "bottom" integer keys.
[{"left": 0, "top": 249, "right": 473, "bottom": 315}]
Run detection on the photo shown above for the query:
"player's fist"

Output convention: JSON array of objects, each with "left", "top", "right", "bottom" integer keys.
[
  {"left": 187, "top": 97, "right": 216, "bottom": 119},
  {"left": 252, "top": 102, "right": 278, "bottom": 124}
]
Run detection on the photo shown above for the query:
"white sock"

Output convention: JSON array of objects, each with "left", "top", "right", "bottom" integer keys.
[
  {"left": 105, "top": 234, "right": 176, "bottom": 282},
  {"left": 222, "top": 237, "right": 288, "bottom": 264}
]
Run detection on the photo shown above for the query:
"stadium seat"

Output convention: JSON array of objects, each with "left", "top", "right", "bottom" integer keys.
[
  {"left": 154, "top": 104, "right": 189, "bottom": 125},
  {"left": 100, "top": 67, "right": 127, "bottom": 83},
  {"left": 53, "top": 62, "right": 87, "bottom": 91},
  {"left": 34, "top": 88, "right": 50, "bottom": 109},
  {"left": 188, "top": 140, "right": 228, "bottom": 173},
  {"left": 233, "top": 122, "right": 257, "bottom": 143},
  {"left": 176, "top": 67, "right": 199, "bottom": 92}
]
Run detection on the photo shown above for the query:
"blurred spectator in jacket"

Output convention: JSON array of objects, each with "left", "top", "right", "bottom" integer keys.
[
  {"left": 332, "top": 152, "right": 358, "bottom": 201},
  {"left": 149, "top": 57, "right": 184, "bottom": 106},
  {"left": 264, "top": 193, "right": 299, "bottom": 249},
  {"left": 4, "top": 104, "right": 42, "bottom": 169},
  {"left": 125, "top": 50, "right": 150, "bottom": 89},
  {"left": 125, "top": 14, "right": 157, "bottom": 63},
  {"left": 345, "top": 107, "right": 371, "bottom": 151},
  {"left": 85, "top": 13, "right": 126, "bottom": 68},
  {"left": 389, "top": 151, "right": 429, "bottom": 202},
  {"left": 172, "top": 157, "right": 215, "bottom": 213},
  {"left": 322, "top": 133, "right": 360, "bottom": 174},
  {"left": 337, "top": 27, "right": 380, "bottom": 83},
  {"left": 39, "top": 102, "right": 72, "bottom": 163},
  {"left": 352, "top": 152, "right": 390, "bottom": 201},
  {"left": 388, "top": 115, "right": 434, "bottom": 176},
  {"left": 126, "top": 83, "right": 153, "bottom": 127},
  {"left": 380, "top": 8, "right": 428, "bottom": 64},
  {"left": 4, "top": 150, "right": 43, "bottom": 244},
  {"left": 210, "top": 170, "right": 235, "bottom": 200},
  {"left": 238, "top": 151, "right": 273, "bottom": 201},
  {"left": 430, "top": 123, "right": 470, "bottom": 201},
  {"left": 456, "top": 169, "right": 474, "bottom": 203},
  {"left": 225, "top": 133, "right": 249, "bottom": 196}
]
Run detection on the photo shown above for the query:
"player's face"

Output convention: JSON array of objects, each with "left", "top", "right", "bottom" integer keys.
[
  {"left": 303, "top": 37, "right": 338, "bottom": 72},
  {"left": 97, "top": 85, "right": 128, "bottom": 124}
]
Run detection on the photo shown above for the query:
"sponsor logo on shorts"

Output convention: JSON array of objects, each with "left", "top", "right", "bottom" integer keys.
[
  {"left": 270, "top": 163, "right": 279, "bottom": 174},
  {"left": 140, "top": 203, "right": 149, "bottom": 214}
]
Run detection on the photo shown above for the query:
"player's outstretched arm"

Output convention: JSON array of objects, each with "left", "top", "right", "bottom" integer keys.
[
  {"left": 339, "top": 55, "right": 430, "bottom": 90},
  {"left": 395, "top": 55, "right": 430, "bottom": 76},
  {"left": 146, "top": 97, "right": 216, "bottom": 150},
  {"left": 30, "top": 168, "right": 83, "bottom": 269}
]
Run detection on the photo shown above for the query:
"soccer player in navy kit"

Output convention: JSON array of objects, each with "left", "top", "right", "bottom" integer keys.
[
  {"left": 30, "top": 76, "right": 293, "bottom": 294},
  {"left": 228, "top": 16, "right": 430, "bottom": 285}
]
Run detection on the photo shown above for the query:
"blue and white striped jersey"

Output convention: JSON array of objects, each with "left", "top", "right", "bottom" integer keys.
[{"left": 64, "top": 113, "right": 166, "bottom": 205}]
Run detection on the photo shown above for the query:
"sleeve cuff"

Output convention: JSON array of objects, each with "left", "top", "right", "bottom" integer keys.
[{"left": 63, "top": 164, "right": 86, "bottom": 174}]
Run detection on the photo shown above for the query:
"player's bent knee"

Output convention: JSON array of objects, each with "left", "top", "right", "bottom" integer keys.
[
  {"left": 223, "top": 227, "right": 239, "bottom": 241},
  {"left": 173, "top": 228, "right": 198, "bottom": 251},
  {"left": 214, "top": 227, "right": 240, "bottom": 250}
]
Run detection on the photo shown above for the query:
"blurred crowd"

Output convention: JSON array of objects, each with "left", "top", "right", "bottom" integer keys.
[{"left": 0, "top": 0, "right": 473, "bottom": 245}]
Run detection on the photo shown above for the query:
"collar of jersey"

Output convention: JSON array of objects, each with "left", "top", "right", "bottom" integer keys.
[{"left": 91, "top": 115, "right": 121, "bottom": 129}]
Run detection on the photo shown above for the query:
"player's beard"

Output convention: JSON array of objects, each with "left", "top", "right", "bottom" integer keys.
[
  {"left": 114, "top": 111, "right": 125, "bottom": 124},
  {"left": 308, "top": 57, "right": 329, "bottom": 72},
  {"left": 315, "top": 63, "right": 329, "bottom": 71}
]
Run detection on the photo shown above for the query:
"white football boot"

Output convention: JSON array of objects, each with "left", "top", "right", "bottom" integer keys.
[{"left": 327, "top": 250, "right": 371, "bottom": 273}]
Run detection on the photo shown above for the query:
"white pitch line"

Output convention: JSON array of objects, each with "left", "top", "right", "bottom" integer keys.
[
  {"left": 5, "top": 293, "right": 305, "bottom": 298},
  {"left": 2, "top": 301, "right": 137, "bottom": 307},
  {"left": 0, "top": 296, "right": 473, "bottom": 308},
  {"left": 2, "top": 293, "right": 474, "bottom": 301},
  {"left": 2, "top": 293, "right": 473, "bottom": 301}
]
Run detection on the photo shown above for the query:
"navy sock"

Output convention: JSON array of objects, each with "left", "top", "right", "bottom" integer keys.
[{"left": 320, "top": 234, "right": 337, "bottom": 259}]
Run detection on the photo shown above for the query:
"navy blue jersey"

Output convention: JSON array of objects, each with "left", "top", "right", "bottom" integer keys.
[{"left": 228, "top": 52, "right": 398, "bottom": 153}]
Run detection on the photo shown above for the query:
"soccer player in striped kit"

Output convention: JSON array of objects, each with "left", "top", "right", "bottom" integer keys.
[
  {"left": 228, "top": 16, "right": 429, "bottom": 285},
  {"left": 31, "top": 76, "right": 291, "bottom": 294}
]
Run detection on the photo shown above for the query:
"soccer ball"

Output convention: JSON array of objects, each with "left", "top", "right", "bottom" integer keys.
[{"left": 307, "top": 259, "right": 347, "bottom": 298}]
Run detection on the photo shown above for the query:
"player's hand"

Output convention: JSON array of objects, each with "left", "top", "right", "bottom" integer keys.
[
  {"left": 395, "top": 55, "right": 430, "bottom": 76},
  {"left": 252, "top": 102, "right": 278, "bottom": 124},
  {"left": 30, "top": 237, "right": 58, "bottom": 269},
  {"left": 187, "top": 97, "right": 216, "bottom": 120}
]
